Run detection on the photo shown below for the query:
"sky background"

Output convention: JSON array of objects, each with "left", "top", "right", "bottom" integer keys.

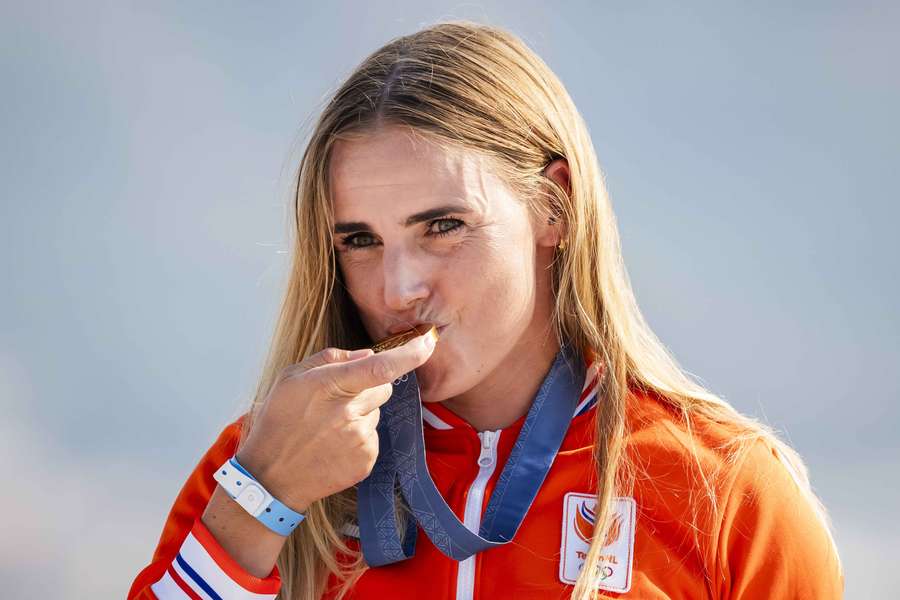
[{"left": 1, "top": 1, "right": 897, "bottom": 597}]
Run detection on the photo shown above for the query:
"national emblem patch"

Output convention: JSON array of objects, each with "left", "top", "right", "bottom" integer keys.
[{"left": 559, "top": 493, "right": 635, "bottom": 593}]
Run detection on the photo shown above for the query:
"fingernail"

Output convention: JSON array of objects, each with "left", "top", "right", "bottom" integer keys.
[{"left": 348, "top": 348, "right": 371, "bottom": 359}]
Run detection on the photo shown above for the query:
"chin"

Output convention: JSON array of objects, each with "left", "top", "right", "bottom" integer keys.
[
  {"left": 416, "top": 382, "right": 445, "bottom": 404},
  {"left": 414, "top": 362, "right": 445, "bottom": 403}
]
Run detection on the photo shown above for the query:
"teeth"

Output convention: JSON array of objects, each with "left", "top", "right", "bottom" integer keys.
[{"left": 372, "top": 324, "right": 439, "bottom": 353}]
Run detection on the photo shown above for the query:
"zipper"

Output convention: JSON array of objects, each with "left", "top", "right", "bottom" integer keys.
[{"left": 455, "top": 429, "right": 501, "bottom": 600}]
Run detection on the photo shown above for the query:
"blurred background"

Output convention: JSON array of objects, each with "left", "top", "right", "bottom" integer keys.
[{"left": 2, "top": 1, "right": 897, "bottom": 597}]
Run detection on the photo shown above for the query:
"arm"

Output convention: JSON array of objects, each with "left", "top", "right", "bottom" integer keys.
[
  {"left": 127, "top": 417, "right": 283, "bottom": 599},
  {"left": 129, "top": 336, "right": 436, "bottom": 599},
  {"left": 714, "top": 439, "right": 843, "bottom": 599}
]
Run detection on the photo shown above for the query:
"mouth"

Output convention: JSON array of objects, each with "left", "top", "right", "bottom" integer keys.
[
  {"left": 385, "top": 321, "right": 448, "bottom": 337},
  {"left": 372, "top": 323, "right": 447, "bottom": 354}
]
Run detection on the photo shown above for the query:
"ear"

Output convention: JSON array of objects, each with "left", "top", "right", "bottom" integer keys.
[{"left": 535, "top": 157, "right": 571, "bottom": 248}]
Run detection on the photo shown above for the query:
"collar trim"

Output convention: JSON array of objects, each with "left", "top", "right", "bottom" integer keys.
[{"left": 422, "top": 352, "right": 604, "bottom": 430}]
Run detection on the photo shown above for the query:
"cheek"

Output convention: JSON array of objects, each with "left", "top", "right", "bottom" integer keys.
[
  {"left": 430, "top": 241, "right": 535, "bottom": 379},
  {"left": 467, "top": 239, "right": 535, "bottom": 318},
  {"left": 339, "top": 260, "right": 369, "bottom": 295},
  {"left": 338, "top": 261, "right": 382, "bottom": 329},
  {"left": 418, "top": 245, "right": 534, "bottom": 401},
  {"left": 486, "top": 291, "right": 533, "bottom": 348}
]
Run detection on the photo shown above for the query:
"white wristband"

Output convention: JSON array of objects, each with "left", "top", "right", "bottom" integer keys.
[{"left": 213, "top": 456, "right": 304, "bottom": 536}]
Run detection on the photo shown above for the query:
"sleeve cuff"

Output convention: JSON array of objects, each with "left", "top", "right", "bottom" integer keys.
[{"left": 150, "top": 517, "right": 281, "bottom": 599}]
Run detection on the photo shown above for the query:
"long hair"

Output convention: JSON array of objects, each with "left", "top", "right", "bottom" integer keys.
[{"left": 238, "top": 21, "right": 836, "bottom": 599}]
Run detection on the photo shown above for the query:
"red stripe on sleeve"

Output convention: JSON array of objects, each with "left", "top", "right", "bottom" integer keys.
[{"left": 166, "top": 564, "right": 205, "bottom": 600}]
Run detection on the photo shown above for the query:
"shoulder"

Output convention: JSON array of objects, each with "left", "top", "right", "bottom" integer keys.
[
  {"left": 624, "top": 388, "right": 812, "bottom": 493},
  {"left": 622, "top": 389, "right": 749, "bottom": 492},
  {"left": 713, "top": 437, "right": 843, "bottom": 598},
  {"left": 623, "top": 390, "right": 843, "bottom": 599}
]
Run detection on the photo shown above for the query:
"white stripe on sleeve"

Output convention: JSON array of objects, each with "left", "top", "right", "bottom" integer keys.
[
  {"left": 178, "top": 530, "right": 278, "bottom": 599},
  {"left": 150, "top": 569, "right": 195, "bottom": 599}
]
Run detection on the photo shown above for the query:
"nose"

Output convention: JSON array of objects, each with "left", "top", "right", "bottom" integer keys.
[{"left": 382, "top": 246, "right": 431, "bottom": 311}]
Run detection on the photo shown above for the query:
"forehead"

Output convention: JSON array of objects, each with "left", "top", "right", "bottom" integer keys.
[{"left": 328, "top": 127, "right": 500, "bottom": 217}]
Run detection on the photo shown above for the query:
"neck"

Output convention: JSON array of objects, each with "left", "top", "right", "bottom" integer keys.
[{"left": 441, "top": 329, "right": 561, "bottom": 432}]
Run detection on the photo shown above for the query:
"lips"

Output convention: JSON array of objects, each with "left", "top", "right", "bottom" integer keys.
[{"left": 385, "top": 321, "right": 447, "bottom": 337}]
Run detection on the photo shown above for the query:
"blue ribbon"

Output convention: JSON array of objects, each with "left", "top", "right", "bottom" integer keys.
[{"left": 357, "top": 343, "right": 586, "bottom": 566}]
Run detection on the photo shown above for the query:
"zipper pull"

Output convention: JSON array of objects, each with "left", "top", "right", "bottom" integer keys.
[{"left": 477, "top": 430, "right": 498, "bottom": 468}]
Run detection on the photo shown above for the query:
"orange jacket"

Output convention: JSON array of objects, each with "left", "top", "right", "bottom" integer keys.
[{"left": 129, "top": 373, "right": 842, "bottom": 599}]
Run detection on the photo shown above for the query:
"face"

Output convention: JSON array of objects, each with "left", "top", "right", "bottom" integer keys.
[{"left": 329, "top": 126, "right": 560, "bottom": 403}]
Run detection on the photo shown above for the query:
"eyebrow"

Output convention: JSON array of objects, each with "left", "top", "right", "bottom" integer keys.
[{"left": 333, "top": 203, "right": 473, "bottom": 234}]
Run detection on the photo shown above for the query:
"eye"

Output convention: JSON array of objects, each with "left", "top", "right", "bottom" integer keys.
[
  {"left": 340, "top": 232, "right": 378, "bottom": 251},
  {"left": 338, "top": 218, "right": 465, "bottom": 252},
  {"left": 427, "top": 217, "right": 464, "bottom": 237}
]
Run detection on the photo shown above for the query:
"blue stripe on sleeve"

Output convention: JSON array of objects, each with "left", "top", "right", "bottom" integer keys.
[{"left": 175, "top": 552, "right": 223, "bottom": 600}]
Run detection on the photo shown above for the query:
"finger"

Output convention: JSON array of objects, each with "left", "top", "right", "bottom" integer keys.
[
  {"left": 296, "top": 347, "right": 373, "bottom": 373},
  {"left": 359, "top": 408, "right": 380, "bottom": 436},
  {"left": 317, "top": 330, "right": 436, "bottom": 397},
  {"left": 346, "top": 382, "right": 393, "bottom": 415}
]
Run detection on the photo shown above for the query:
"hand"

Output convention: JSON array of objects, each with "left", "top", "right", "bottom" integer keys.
[{"left": 234, "top": 331, "right": 436, "bottom": 512}]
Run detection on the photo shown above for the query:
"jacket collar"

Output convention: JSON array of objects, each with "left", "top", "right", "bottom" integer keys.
[{"left": 422, "top": 348, "right": 603, "bottom": 432}]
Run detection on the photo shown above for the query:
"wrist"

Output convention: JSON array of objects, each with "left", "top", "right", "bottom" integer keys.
[
  {"left": 234, "top": 447, "right": 315, "bottom": 513},
  {"left": 214, "top": 455, "right": 306, "bottom": 536},
  {"left": 202, "top": 486, "right": 288, "bottom": 579}
]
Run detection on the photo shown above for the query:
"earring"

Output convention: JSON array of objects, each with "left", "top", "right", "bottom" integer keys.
[{"left": 557, "top": 239, "right": 567, "bottom": 250}]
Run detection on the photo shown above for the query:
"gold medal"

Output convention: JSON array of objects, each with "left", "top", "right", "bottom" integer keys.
[{"left": 372, "top": 324, "right": 439, "bottom": 353}]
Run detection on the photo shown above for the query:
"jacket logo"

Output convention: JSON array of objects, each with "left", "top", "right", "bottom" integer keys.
[
  {"left": 559, "top": 493, "right": 635, "bottom": 593},
  {"left": 574, "top": 502, "right": 625, "bottom": 547},
  {"left": 573, "top": 501, "right": 595, "bottom": 543}
]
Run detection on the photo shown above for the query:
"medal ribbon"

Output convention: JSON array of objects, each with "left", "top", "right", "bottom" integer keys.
[{"left": 357, "top": 343, "right": 586, "bottom": 566}]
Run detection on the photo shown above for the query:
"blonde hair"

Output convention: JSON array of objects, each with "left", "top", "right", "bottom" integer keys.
[{"left": 238, "top": 20, "right": 836, "bottom": 599}]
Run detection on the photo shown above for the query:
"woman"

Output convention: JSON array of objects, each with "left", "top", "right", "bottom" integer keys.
[{"left": 128, "top": 21, "right": 842, "bottom": 600}]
